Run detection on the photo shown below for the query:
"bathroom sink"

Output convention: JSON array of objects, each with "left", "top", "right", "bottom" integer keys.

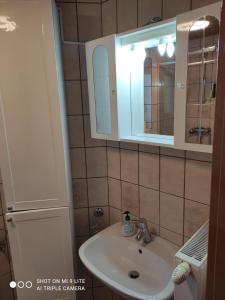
[{"left": 79, "top": 222, "right": 178, "bottom": 300}]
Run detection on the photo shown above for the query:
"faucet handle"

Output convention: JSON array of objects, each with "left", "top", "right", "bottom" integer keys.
[{"left": 138, "top": 218, "right": 148, "bottom": 228}]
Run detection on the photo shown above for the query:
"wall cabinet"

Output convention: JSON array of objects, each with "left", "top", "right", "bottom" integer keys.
[{"left": 86, "top": 2, "right": 220, "bottom": 153}]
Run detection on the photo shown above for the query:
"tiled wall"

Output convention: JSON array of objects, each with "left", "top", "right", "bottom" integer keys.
[{"left": 57, "top": 1, "right": 217, "bottom": 300}]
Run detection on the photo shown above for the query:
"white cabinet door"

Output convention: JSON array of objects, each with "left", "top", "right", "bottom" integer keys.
[
  {"left": 174, "top": 2, "right": 221, "bottom": 153},
  {"left": 6, "top": 207, "right": 75, "bottom": 300},
  {"left": 0, "top": 0, "right": 71, "bottom": 211},
  {"left": 86, "top": 35, "right": 119, "bottom": 140}
]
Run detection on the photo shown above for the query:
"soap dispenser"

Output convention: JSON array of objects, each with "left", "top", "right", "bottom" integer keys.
[{"left": 122, "top": 211, "right": 136, "bottom": 237}]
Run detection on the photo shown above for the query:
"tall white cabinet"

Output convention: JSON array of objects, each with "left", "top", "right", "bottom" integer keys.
[{"left": 0, "top": 1, "right": 75, "bottom": 299}]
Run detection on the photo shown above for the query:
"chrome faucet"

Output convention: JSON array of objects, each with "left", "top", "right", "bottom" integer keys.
[{"left": 135, "top": 218, "right": 153, "bottom": 245}]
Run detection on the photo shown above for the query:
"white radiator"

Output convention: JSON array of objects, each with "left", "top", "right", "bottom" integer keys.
[{"left": 173, "top": 221, "right": 208, "bottom": 300}]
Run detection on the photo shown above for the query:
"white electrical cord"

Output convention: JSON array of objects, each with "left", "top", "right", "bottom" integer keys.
[{"left": 172, "top": 262, "right": 191, "bottom": 284}]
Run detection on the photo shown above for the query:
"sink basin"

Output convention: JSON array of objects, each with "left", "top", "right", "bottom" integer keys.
[{"left": 79, "top": 222, "right": 178, "bottom": 300}]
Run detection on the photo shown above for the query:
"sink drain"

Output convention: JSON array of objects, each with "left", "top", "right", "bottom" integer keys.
[{"left": 128, "top": 270, "right": 140, "bottom": 279}]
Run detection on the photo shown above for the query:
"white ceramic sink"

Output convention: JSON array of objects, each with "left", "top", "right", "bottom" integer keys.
[{"left": 79, "top": 222, "right": 178, "bottom": 300}]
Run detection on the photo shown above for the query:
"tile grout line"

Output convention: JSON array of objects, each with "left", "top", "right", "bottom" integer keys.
[
  {"left": 75, "top": 2, "right": 93, "bottom": 290},
  {"left": 183, "top": 153, "right": 187, "bottom": 244},
  {"left": 159, "top": 148, "right": 161, "bottom": 236}
]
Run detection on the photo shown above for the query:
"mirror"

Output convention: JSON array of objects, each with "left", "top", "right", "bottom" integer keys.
[
  {"left": 144, "top": 46, "right": 175, "bottom": 136},
  {"left": 92, "top": 45, "right": 112, "bottom": 135},
  {"left": 185, "top": 15, "right": 219, "bottom": 145}
]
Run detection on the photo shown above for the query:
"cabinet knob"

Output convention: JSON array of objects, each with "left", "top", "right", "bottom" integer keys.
[
  {"left": 6, "top": 217, "right": 13, "bottom": 223},
  {"left": 7, "top": 206, "right": 14, "bottom": 211}
]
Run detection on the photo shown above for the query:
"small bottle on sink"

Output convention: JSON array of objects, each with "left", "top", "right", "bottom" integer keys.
[{"left": 122, "top": 211, "right": 136, "bottom": 237}]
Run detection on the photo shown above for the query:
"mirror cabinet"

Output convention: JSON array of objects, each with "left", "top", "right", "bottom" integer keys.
[{"left": 86, "top": 2, "right": 220, "bottom": 153}]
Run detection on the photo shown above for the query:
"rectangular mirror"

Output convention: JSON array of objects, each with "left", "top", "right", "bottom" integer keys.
[{"left": 144, "top": 47, "right": 175, "bottom": 136}]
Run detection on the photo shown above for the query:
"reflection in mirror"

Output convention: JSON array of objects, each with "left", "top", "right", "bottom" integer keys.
[
  {"left": 186, "top": 16, "right": 219, "bottom": 145},
  {"left": 144, "top": 47, "right": 175, "bottom": 136}
]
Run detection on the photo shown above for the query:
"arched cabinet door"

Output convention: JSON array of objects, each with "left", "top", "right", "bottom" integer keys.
[
  {"left": 174, "top": 2, "right": 221, "bottom": 153},
  {"left": 86, "top": 35, "right": 118, "bottom": 141}
]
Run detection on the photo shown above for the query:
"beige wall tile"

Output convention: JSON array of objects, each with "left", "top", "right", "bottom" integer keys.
[
  {"left": 0, "top": 230, "right": 5, "bottom": 241},
  {"left": 139, "top": 152, "right": 159, "bottom": 189},
  {"left": 184, "top": 199, "right": 209, "bottom": 237},
  {"left": 160, "top": 147, "right": 185, "bottom": 158},
  {"left": 76, "top": 259, "right": 92, "bottom": 289},
  {"left": 93, "top": 275, "right": 104, "bottom": 287},
  {"left": 185, "top": 160, "right": 212, "bottom": 204},
  {"left": 84, "top": 116, "right": 106, "bottom": 147},
  {"left": 120, "top": 142, "right": 138, "bottom": 150},
  {"left": 68, "top": 116, "right": 84, "bottom": 147},
  {"left": 74, "top": 208, "right": 89, "bottom": 236},
  {"left": 0, "top": 186, "right": 3, "bottom": 215},
  {"left": 81, "top": 81, "right": 89, "bottom": 114},
  {"left": 163, "top": 0, "right": 191, "bottom": 19},
  {"left": 78, "top": 0, "right": 101, "bottom": 2},
  {"left": 121, "top": 150, "right": 138, "bottom": 184},
  {"left": 0, "top": 273, "right": 13, "bottom": 300},
  {"left": 138, "top": 0, "right": 162, "bottom": 27},
  {"left": 139, "top": 144, "right": 159, "bottom": 154},
  {"left": 76, "top": 288, "right": 93, "bottom": 300},
  {"left": 186, "top": 151, "right": 212, "bottom": 162},
  {"left": 62, "top": 44, "right": 80, "bottom": 80},
  {"left": 110, "top": 207, "right": 122, "bottom": 225},
  {"left": 89, "top": 206, "right": 109, "bottom": 234},
  {"left": 102, "top": 0, "right": 117, "bottom": 35},
  {"left": 65, "top": 81, "right": 83, "bottom": 115},
  {"left": 184, "top": 236, "right": 190, "bottom": 244},
  {"left": 93, "top": 287, "right": 113, "bottom": 300},
  {"left": 147, "top": 221, "right": 159, "bottom": 235},
  {"left": 113, "top": 293, "right": 127, "bottom": 300},
  {"left": 160, "top": 227, "right": 183, "bottom": 246},
  {"left": 160, "top": 156, "right": 185, "bottom": 197},
  {"left": 71, "top": 148, "right": 86, "bottom": 178},
  {"left": 0, "top": 216, "right": 4, "bottom": 230},
  {"left": 192, "top": 0, "right": 218, "bottom": 9},
  {"left": 122, "top": 182, "right": 139, "bottom": 217},
  {"left": 107, "top": 147, "right": 120, "bottom": 179},
  {"left": 79, "top": 45, "right": 87, "bottom": 80},
  {"left": 88, "top": 177, "right": 108, "bottom": 207},
  {"left": 117, "top": 0, "right": 137, "bottom": 33},
  {"left": 107, "top": 140, "right": 120, "bottom": 148},
  {"left": 86, "top": 147, "right": 107, "bottom": 177},
  {"left": 57, "top": 2, "right": 78, "bottom": 42},
  {"left": 0, "top": 248, "right": 11, "bottom": 277},
  {"left": 140, "top": 187, "right": 159, "bottom": 224},
  {"left": 72, "top": 179, "right": 88, "bottom": 208},
  {"left": 108, "top": 178, "right": 121, "bottom": 209},
  {"left": 160, "top": 192, "right": 184, "bottom": 234},
  {"left": 77, "top": 3, "right": 102, "bottom": 41}
]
